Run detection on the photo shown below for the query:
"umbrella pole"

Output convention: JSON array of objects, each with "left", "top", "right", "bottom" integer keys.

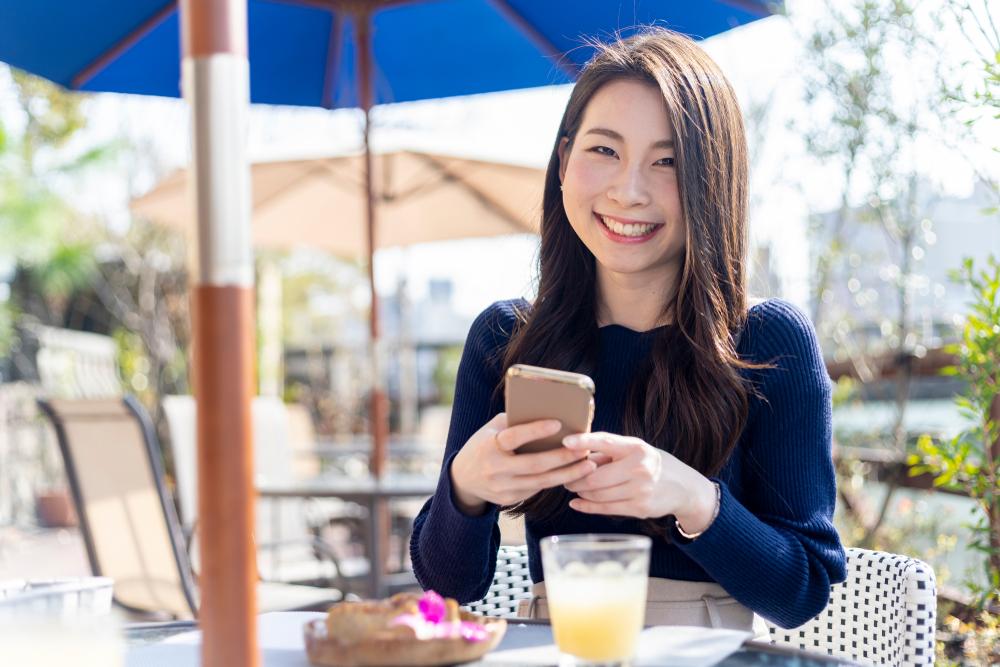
[
  {"left": 357, "top": 9, "right": 392, "bottom": 597},
  {"left": 180, "top": 1, "right": 258, "bottom": 665},
  {"left": 357, "top": 11, "right": 389, "bottom": 480}
]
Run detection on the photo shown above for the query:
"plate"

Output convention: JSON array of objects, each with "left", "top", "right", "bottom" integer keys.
[{"left": 304, "top": 611, "right": 507, "bottom": 667}]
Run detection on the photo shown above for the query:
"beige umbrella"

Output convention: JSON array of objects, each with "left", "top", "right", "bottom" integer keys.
[
  {"left": 131, "top": 150, "right": 543, "bottom": 258},
  {"left": 132, "top": 149, "right": 542, "bottom": 477}
]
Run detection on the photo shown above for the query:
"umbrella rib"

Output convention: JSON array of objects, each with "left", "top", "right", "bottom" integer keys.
[
  {"left": 268, "top": 0, "right": 416, "bottom": 14},
  {"left": 71, "top": 1, "right": 179, "bottom": 89},
  {"left": 486, "top": 0, "right": 580, "bottom": 80},
  {"left": 377, "top": 153, "right": 458, "bottom": 202},
  {"left": 251, "top": 160, "right": 356, "bottom": 215},
  {"left": 716, "top": 0, "right": 778, "bottom": 17},
  {"left": 376, "top": 152, "right": 502, "bottom": 206},
  {"left": 414, "top": 153, "right": 536, "bottom": 234},
  {"left": 321, "top": 11, "right": 343, "bottom": 109},
  {"left": 317, "top": 158, "right": 369, "bottom": 196}
]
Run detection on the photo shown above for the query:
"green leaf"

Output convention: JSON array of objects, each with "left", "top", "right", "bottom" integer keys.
[{"left": 30, "top": 241, "right": 97, "bottom": 299}]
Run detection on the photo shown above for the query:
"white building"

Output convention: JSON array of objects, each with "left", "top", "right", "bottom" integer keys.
[{"left": 809, "top": 181, "right": 998, "bottom": 354}]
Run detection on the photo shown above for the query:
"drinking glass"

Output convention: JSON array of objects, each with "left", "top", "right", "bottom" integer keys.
[{"left": 540, "top": 534, "right": 651, "bottom": 667}]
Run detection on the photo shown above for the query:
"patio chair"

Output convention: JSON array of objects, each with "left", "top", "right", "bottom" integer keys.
[
  {"left": 462, "top": 545, "right": 533, "bottom": 618},
  {"left": 37, "top": 397, "right": 343, "bottom": 620},
  {"left": 161, "top": 394, "right": 367, "bottom": 590},
  {"left": 765, "top": 548, "right": 937, "bottom": 666},
  {"left": 286, "top": 403, "right": 321, "bottom": 479},
  {"left": 469, "top": 545, "right": 936, "bottom": 667}
]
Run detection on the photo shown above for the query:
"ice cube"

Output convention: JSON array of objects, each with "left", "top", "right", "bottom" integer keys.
[
  {"left": 561, "top": 561, "right": 590, "bottom": 577},
  {"left": 626, "top": 557, "right": 647, "bottom": 575},
  {"left": 593, "top": 560, "right": 625, "bottom": 577}
]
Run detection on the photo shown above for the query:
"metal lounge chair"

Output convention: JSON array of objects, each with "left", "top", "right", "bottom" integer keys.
[{"left": 37, "top": 396, "right": 343, "bottom": 620}]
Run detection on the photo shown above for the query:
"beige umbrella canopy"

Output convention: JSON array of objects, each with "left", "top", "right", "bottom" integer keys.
[
  {"left": 131, "top": 150, "right": 543, "bottom": 258},
  {"left": 132, "top": 149, "right": 543, "bottom": 478}
]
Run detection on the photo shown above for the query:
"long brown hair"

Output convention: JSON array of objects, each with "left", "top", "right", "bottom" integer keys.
[{"left": 502, "top": 28, "right": 756, "bottom": 529}]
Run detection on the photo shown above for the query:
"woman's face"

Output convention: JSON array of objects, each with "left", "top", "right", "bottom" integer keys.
[{"left": 558, "top": 79, "right": 686, "bottom": 286}]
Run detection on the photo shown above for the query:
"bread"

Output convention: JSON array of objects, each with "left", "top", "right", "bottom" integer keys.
[
  {"left": 324, "top": 593, "right": 423, "bottom": 643},
  {"left": 305, "top": 600, "right": 506, "bottom": 667}
]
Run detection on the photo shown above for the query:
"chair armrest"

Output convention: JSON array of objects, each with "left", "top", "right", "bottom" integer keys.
[{"left": 181, "top": 520, "right": 200, "bottom": 581}]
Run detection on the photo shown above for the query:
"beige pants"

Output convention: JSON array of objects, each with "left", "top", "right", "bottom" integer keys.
[{"left": 517, "top": 577, "right": 769, "bottom": 637}]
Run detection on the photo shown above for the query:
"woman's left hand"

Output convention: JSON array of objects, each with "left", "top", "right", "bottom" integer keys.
[{"left": 562, "top": 432, "right": 717, "bottom": 532}]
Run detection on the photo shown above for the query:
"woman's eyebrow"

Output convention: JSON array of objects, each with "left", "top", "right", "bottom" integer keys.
[{"left": 582, "top": 127, "right": 674, "bottom": 149}]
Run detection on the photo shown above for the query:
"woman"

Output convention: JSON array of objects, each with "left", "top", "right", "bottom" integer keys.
[{"left": 408, "top": 28, "right": 846, "bottom": 632}]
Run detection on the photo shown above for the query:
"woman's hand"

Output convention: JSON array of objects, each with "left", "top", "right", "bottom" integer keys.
[
  {"left": 450, "top": 413, "right": 597, "bottom": 516},
  {"left": 562, "top": 432, "right": 718, "bottom": 533}
]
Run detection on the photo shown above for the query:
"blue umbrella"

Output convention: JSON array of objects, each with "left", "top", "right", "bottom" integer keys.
[
  {"left": 0, "top": 0, "right": 780, "bottom": 477},
  {"left": 1, "top": 1, "right": 778, "bottom": 106}
]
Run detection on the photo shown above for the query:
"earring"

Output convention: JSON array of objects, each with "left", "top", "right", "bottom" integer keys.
[{"left": 560, "top": 184, "right": 564, "bottom": 191}]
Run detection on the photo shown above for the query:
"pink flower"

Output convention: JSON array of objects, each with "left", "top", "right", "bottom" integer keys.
[
  {"left": 418, "top": 591, "right": 446, "bottom": 624},
  {"left": 387, "top": 591, "right": 490, "bottom": 643}
]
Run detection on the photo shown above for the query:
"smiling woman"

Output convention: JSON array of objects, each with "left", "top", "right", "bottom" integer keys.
[
  {"left": 557, "top": 79, "right": 686, "bottom": 305},
  {"left": 410, "top": 27, "right": 846, "bottom": 635}
]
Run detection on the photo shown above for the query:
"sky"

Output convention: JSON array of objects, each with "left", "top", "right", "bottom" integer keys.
[{"left": 4, "top": 0, "right": 997, "bottom": 321}]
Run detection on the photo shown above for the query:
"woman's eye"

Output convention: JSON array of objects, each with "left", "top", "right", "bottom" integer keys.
[
  {"left": 588, "top": 145, "right": 618, "bottom": 158},
  {"left": 655, "top": 157, "right": 675, "bottom": 167}
]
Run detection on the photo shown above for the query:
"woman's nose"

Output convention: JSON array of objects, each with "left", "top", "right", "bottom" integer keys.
[{"left": 606, "top": 165, "right": 651, "bottom": 208}]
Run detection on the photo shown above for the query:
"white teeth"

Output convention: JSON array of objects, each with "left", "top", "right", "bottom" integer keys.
[{"left": 599, "top": 215, "right": 655, "bottom": 237}]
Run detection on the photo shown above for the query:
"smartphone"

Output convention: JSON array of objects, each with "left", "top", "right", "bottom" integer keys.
[{"left": 504, "top": 364, "right": 595, "bottom": 454}]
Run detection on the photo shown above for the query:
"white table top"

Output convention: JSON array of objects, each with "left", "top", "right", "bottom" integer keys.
[{"left": 124, "top": 611, "right": 758, "bottom": 667}]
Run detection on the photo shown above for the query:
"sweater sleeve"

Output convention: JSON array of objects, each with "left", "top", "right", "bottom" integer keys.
[
  {"left": 408, "top": 300, "right": 520, "bottom": 603},
  {"left": 667, "top": 299, "right": 847, "bottom": 629}
]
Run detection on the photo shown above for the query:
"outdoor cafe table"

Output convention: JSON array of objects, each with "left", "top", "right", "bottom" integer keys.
[
  {"left": 123, "top": 613, "right": 863, "bottom": 666},
  {"left": 257, "top": 473, "right": 439, "bottom": 597},
  {"left": 307, "top": 435, "right": 436, "bottom": 460}
]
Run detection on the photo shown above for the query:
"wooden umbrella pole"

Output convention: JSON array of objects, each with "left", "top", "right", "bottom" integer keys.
[
  {"left": 357, "top": 9, "right": 389, "bottom": 480},
  {"left": 180, "top": 0, "right": 258, "bottom": 665}
]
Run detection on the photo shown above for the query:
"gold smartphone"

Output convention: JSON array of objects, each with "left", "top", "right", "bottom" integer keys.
[{"left": 504, "top": 364, "right": 595, "bottom": 454}]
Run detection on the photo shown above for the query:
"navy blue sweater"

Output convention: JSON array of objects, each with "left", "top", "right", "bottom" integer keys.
[{"left": 410, "top": 298, "right": 846, "bottom": 629}]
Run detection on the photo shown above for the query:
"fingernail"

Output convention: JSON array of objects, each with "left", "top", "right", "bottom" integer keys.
[
  {"left": 548, "top": 420, "right": 562, "bottom": 430},
  {"left": 563, "top": 435, "right": 579, "bottom": 446}
]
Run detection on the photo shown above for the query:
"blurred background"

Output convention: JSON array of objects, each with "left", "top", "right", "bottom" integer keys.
[{"left": 0, "top": 0, "right": 997, "bottom": 661}]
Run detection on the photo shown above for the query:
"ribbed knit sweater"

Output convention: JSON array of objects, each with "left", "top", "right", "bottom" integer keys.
[{"left": 409, "top": 298, "right": 846, "bottom": 629}]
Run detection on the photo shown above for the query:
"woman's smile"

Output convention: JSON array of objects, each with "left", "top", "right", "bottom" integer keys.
[{"left": 594, "top": 212, "right": 664, "bottom": 244}]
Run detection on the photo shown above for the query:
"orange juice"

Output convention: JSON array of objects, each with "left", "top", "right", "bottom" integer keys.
[{"left": 546, "top": 571, "right": 647, "bottom": 663}]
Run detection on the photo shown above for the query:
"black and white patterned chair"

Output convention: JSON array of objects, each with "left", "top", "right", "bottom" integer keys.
[
  {"left": 467, "top": 545, "right": 936, "bottom": 666},
  {"left": 766, "top": 548, "right": 936, "bottom": 666},
  {"left": 462, "top": 545, "right": 533, "bottom": 617}
]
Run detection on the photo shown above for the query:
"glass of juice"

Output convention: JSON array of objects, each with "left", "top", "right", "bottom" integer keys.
[{"left": 540, "top": 534, "right": 650, "bottom": 666}]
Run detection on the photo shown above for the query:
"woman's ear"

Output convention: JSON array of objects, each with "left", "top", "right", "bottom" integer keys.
[{"left": 557, "top": 137, "right": 569, "bottom": 185}]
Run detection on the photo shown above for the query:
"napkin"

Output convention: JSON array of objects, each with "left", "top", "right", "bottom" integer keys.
[
  {"left": 635, "top": 626, "right": 752, "bottom": 666},
  {"left": 485, "top": 624, "right": 751, "bottom": 667}
]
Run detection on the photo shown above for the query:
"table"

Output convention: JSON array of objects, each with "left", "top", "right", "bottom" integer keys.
[
  {"left": 257, "top": 474, "right": 438, "bottom": 597},
  {"left": 309, "top": 436, "right": 437, "bottom": 460},
  {"left": 124, "top": 613, "right": 863, "bottom": 666}
]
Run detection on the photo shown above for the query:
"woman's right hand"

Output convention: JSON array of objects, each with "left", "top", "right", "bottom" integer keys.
[{"left": 449, "top": 412, "right": 597, "bottom": 515}]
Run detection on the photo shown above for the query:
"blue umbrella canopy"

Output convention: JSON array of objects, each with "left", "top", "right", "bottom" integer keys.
[{"left": 0, "top": 0, "right": 779, "bottom": 107}]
